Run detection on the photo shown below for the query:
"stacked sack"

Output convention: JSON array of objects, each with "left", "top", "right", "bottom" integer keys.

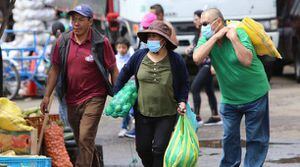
[
  {"left": 0, "top": 98, "right": 33, "bottom": 131},
  {"left": 1, "top": 0, "right": 56, "bottom": 58},
  {"left": 105, "top": 80, "right": 138, "bottom": 118}
]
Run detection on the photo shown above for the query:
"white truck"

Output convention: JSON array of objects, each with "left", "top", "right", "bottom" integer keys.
[{"left": 118, "top": 0, "right": 278, "bottom": 77}]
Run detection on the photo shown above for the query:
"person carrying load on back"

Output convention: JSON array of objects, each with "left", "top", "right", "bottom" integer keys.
[
  {"left": 40, "top": 4, "right": 119, "bottom": 167},
  {"left": 193, "top": 8, "right": 270, "bottom": 167}
]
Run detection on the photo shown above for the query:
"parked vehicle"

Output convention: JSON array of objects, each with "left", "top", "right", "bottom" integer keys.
[{"left": 276, "top": 0, "right": 300, "bottom": 82}]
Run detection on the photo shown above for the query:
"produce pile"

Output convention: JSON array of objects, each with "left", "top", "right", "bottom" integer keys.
[
  {"left": 22, "top": 107, "right": 43, "bottom": 118},
  {"left": 0, "top": 98, "right": 33, "bottom": 131},
  {"left": 105, "top": 80, "right": 137, "bottom": 118},
  {"left": 2, "top": 0, "right": 57, "bottom": 58}
]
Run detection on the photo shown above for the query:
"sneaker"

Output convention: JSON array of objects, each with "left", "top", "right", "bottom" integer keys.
[
  {"left": 118, "top": 129, "right": 127, "bottom": 137},
  {"left": 196, "top": 116, "right": 204, "bottom": 128},
  {"left": 204, "top": 117, "right": 223, "bottom": 126},
  {"left": 124, "top": 129, "right": 136, "bottom": 138},
  {"left": 197, "top": 120, "right": 204, "bottom": 128}
]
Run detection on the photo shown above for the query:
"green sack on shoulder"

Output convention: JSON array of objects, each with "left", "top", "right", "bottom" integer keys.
[{"left": 164, "top": 115, "right": 200, "bottom": 167}]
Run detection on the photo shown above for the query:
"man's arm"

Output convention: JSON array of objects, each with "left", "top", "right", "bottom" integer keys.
[
  {"left": 40, "top": 65, "right": 60, "bottom": 113},
  {"left": 193, "top": 27, "right": 229, "bottom": 64},
  {"left": 226, "top": 28, "right": 253, "bottom": 67},
  {"left": 193, "top": 36, "right": 217, "bottom": 64},
  {"left": 109, "top": 64, "right": 119, "bottom": 85}
]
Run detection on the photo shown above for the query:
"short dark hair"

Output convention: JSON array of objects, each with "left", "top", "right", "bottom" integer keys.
[
  {"left": 51, "top": 21, "right": 65, "bottom": 36},
  {"left": 115, "top": 37, "right": 130, "bottom": 48},
  {"left": 150, "top": 4, "right": 164, "bottom": 16},
  {"left": 194, "top": 10, "right": 203, "bottom": 18}
]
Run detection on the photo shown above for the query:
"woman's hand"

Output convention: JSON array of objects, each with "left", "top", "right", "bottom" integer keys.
[{"left": 177, "top": 102, "right": 187, "bottom": 115}]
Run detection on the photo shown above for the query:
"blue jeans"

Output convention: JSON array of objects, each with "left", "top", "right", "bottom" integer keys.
[
  {"left": 219, "top": 93, "right": 269, "bottom": 167},
  {"left": 121, "top": 108, "right": 134, "bottom": 129},
  {"left": 58, "top": 96, "right": 70, "bottom": 128}
]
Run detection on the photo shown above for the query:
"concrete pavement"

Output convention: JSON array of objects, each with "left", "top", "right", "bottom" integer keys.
[{"left": 14, "top": 69, "right": 300, "bottom": 166}]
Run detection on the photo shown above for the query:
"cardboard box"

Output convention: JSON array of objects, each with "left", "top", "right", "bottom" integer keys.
[{"left": 0, "top": 129, "right": 37, "bottom": 155}]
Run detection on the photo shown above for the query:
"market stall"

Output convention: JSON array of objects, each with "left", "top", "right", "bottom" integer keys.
[{"left": 0, "top": 97, "right": 74, "bottom": 166}]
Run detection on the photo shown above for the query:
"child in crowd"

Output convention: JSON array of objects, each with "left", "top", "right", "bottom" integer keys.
[{"left": 115, "top": 37, "right": 135, "bottom": 138}]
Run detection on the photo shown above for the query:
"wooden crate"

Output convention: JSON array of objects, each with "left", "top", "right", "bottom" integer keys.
[
  {"left": 25, "top": 114, "right": 61, "bottom": 135},
  {"left": 0, "top": 129, "right": 37, "bottom": 155}
]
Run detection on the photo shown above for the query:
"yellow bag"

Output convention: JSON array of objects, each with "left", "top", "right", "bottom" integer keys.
[
  {"left": 227, "top": 17, "right": 282, "bottom": 59},
  {"left": 0, "top": 98, "right": 22, "bottom": 117},
  {"left": 0, "top": 98, "right": 33, "bottom": 131}
]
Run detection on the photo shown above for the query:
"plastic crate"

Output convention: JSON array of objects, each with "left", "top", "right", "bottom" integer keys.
[{"left": 0, "top": 156, "right": 51, "bottom": 167}]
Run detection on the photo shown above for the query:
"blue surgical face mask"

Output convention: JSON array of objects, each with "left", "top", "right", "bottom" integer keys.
[
  {"left": 201, "top": 24, "right": 214, "bottom": 39},
  {"left": 146, "top": 40, "right": 162, "bottom": 53}
]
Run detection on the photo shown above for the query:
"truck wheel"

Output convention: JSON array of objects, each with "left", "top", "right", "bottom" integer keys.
[
  {"left": 293, "top": 43, "right": 300, "bottom": 83},
  {"left": 272, "top": 59, "right": 284, "bottom": 76},
  {"left": 258, "top": 55, "right": 275, "bottom": 81}
]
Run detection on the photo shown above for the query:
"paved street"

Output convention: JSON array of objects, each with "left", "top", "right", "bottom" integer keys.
[{"left": 14, "top": 66, "right": 300, "bottom": 167}]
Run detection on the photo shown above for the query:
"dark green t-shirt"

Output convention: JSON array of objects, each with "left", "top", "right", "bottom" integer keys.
[
  {"left": 137, "top": 55, "right": 177, "bottom": 117},
  {"left": 196, "top": 28, "right": 270, "bottom": 105}
]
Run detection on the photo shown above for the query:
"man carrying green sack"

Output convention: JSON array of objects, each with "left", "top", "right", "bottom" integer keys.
[{"left": 114, "top": 20, "right": 189, "bottom": 167}]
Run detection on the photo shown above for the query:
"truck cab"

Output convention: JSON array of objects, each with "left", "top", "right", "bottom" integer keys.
[{"left": 276, "top": 0, "right": 300, "bottom": 82}]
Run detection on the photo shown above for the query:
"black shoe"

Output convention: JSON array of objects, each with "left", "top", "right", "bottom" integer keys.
[{"left": 204, "top": 117, "right": 223, "bottom": 126}]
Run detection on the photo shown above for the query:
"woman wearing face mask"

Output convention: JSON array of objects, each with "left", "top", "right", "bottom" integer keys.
[
  {"left": 188, "top": 10, "right": 222, "bottom": 126},
  {"left": 114, "top": 20, "right": 189, "bottom": 167}
]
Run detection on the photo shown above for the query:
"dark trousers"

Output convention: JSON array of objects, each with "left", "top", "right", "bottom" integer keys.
[
  {"left": 135, "top": 112, "right": 177, "bottom": 167},
  {"left": 191, "top": 65, "right": 218, "bottom": 117},
  {"left": 67, "top": 97, "right": 106, "bottom": 167}
]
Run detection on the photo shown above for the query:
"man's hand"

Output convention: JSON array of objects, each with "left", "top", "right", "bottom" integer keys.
[
  {"left": 227, "top": 27, "right": 253, "bottom": 67},
  {"left": 213, "top": 27, "right": 229, "bottom": 40},
  {"left": 226, "top": 28, "right": 238, "bottom": 41},
  {"left": 185, "top": 45, "right": 194, "bottom": 55},
  {"left": 177, "top": 102, "right": 187, "bottom": 115},
  {"left": 40, "top": 96, "right": 50, "bottom": 114}
]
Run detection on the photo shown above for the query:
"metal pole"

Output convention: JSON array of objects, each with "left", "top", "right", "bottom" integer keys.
[
  {"left": 0, "top": 0, "right": 16, "bottom": 97},
  {"left": 0, "top": 47, "right": 2, "bottom": 97}
]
